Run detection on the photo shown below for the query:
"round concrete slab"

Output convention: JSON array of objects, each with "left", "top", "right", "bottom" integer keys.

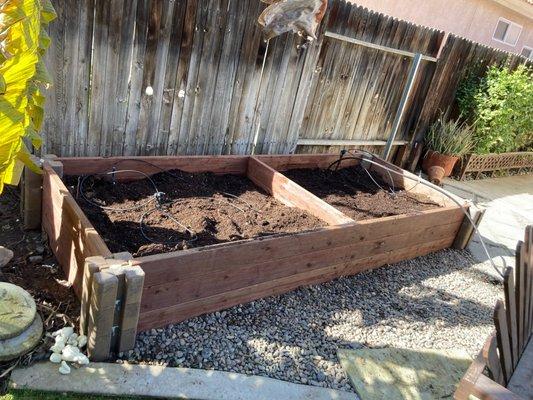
[
  {"left": 0, "top": 314, "right": 43, "bottom": 362},
  {"left": 0, "top": 283, "right": 37, "bottom": 340}
]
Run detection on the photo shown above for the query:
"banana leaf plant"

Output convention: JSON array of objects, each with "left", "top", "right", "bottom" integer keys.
[{"left": 0, "top": 0, "right": 56, "bottom": 194}]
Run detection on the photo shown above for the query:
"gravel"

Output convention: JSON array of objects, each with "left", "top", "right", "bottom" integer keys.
[{"left": 117, "top": 249, "right": 503, "bottom": 393}]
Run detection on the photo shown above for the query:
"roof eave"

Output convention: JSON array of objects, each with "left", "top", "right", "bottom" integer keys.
[{"left": 491, "top": 0, "right": 533, "bottom": 20}]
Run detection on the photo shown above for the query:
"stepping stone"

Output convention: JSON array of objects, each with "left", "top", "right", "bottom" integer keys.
[
  {"left": 0, "top": 314, "right": 43, "bottom": 362},
  {"left": 0, "top": 246, "right": 13, "bottom": 268},
  {"left": 338, "top": 347, "right": 471, "bottom": 400},
  {"left": 0, "top": 283, "right": 42, "bottom": 362},
  {"left": 0, "top": 283, "right": 37, "bottom": 340}
]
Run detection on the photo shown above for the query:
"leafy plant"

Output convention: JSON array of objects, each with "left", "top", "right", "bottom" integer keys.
[
  {"left": 0, "top": 0, "right": 56, "bottom": 194},
  {"left": 425, "top": 113, "right": 474, "bottom": 157},
  {"left": 457, "top": 65, "right": 533, "bottom": 154}
]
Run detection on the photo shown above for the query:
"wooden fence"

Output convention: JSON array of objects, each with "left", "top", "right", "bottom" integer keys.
[{"left": 42, "top": 0, "right": 529, "bottom": 161}]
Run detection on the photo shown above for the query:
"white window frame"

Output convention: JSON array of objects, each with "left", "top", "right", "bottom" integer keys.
[
  {"left": 521, "top": 45, "right": 533, "bottom": 59},
  {"left": 492, "top": 17, "right": 522, "bottom": 47}
]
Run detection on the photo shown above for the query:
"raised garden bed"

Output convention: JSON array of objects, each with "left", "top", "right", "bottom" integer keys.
[{"left": 36, "top": 153, "right": 470, "bottom": 360}]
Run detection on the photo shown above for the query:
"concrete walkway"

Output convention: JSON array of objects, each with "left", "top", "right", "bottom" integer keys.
[
  {"left": 10, "top": 362, "right": 355, "bottom": 400},
  {"left": 443, "top": 174, "right": 533, "bottom": 274}
]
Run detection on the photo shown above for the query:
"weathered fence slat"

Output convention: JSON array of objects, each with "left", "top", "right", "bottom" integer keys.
[{"left": 43, "top": 0, "right": 530, "bottom": 160}]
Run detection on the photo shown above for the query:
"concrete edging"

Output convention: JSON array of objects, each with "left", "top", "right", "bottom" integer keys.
[{"left": 10, "top": 362, "right": 355, "bottom": 400}]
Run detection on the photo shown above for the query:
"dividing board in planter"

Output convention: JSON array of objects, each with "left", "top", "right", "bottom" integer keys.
[{"left": 38, "top": 153, "right": 470, "bottom": 360}]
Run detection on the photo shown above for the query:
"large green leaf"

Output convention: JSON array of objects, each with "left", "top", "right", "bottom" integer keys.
[{"left": 0, "top": 0, "right": 56, "bottom": 193}]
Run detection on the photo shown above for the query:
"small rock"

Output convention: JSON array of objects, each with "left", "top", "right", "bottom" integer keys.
[
  {"left": 75, "top": 354, "right": 89, "bottom": 365},
  {"left": 0, "top": 246, "right": 13, "bottom": 268},
  {"left": 58, "top": 361, "right": 71, "bottom": 375},
  {"left": 62, "top": 345, "right": 81, "bottom": 362},
  {"left": 60, "top": 327, "right": 74, "bottom": 338},
  {"left": 28, "top": 255, "right": 43, "bottom": 264},
  {"left": 49, "top": 353, "right": 62, "bottom": 363},
  {"left": 202, "top": 347, "right": 213, "bottom": 359},
  {"left": 50, "top": 342, "right": 65, "bottom": 353},
  {"left": 77, "top": 335, "right": 87, "bottom": 348}
]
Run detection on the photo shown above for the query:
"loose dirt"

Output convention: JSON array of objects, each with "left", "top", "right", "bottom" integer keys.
[
  {"left": 284, "top": 166, "right": 441, "bottom": 220},
  {"left": 65, "top": 170, "right": 326, "bottom": 257},
  {"left": 0, "top": 187, "right": 79, "bottom": 329}
]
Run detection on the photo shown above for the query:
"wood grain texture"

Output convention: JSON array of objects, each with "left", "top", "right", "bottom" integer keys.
[
  {"left": 134, "top": 206, "right": 463, "bottom": 329},
  {"left": 42, "top": 165, "right": 111, "bottom": 297},
  {"left": 50, "top": 154, "right": 465, "bottom": 332},
  {"left": 456, "top": 225, "right": 533, "bottom": 400},
  {"left": 139, "top": 222, "right": 459, "bottom": 313},
  {"left": 135, "top": 205, "right": 464, "bottom": 288},
  {"left": 138, "top": 237, "right": 455, "bottom": 330},
  {"left": 59, "top": 155, "right": 249, "bottom": 177},
  {"left": 247, "top": 157, "right": 354, "bottom": 225},
  {"left": 503, "top": 267, "right": 519, "bottom": 368},
  {"left": 43, "top": 0, "right": 530, "bottom": 160},
  {"left": 494, "top": 299, "right": 514, "bottom": 385}
]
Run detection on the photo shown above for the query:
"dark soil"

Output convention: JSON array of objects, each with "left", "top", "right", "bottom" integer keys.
[
  {"left": 0, "top": 187, "right": 79, "bottom": 391},
  {"left": 65, "top": 170, "right": 326, "bottom": 257},
  {"left": 284, "top": 166, "right": 441, "bottom": 220},
  {"left": 0, "top": 187, "right": 79, "bottom": 326}
]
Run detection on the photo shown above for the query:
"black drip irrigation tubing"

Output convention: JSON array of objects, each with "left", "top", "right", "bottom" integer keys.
[{"left": 75, "top": 167, "right": 259, "bottom": 247}]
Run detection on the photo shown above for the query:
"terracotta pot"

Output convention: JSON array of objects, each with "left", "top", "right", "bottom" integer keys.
[
  {"left": 422, "top": 150, "right": 459, "bottom": 177},
  {"left": 427, "top": 166, "right": 446, "bottom": 185}
]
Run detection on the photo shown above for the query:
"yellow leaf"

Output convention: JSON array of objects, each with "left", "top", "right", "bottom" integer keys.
[{"left": 0, "top": 0, "right": 50, "bottom": 194}]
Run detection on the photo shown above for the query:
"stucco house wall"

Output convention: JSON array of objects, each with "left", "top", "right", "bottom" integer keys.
[{"left": 351, "top": 0, "right": 533, "bottom": 56}]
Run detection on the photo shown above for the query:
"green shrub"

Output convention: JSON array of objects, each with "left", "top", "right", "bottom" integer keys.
[
  {"left": 425, "top": 113, "right": 474, "bottom": 157},
  {"left": 457, "top": 65, "right": 533, "bottom": 154}
]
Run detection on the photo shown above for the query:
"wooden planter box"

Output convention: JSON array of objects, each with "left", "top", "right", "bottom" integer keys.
[
  {"left": 458, "top": 151, "right": 533, "bottom": 180},
  {"left": 37, "top": 153, "right": 470, "bottom": 360}
]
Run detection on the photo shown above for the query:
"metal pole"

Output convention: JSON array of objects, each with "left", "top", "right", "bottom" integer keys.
[{"left": 383, "top": 53, "right": 423, "bottom": 160}]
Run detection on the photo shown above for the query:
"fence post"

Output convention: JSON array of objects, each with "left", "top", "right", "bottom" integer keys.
[
  {"left": 453, "top": 204, "right": 486, "bottom": 250},
  {"left": 87, "top": 271, "right": 118, "bottom": 361},
  {"left": 82, "top": 253, "right": 143, "bottom": 360},
  {"left": 21, "top": 166, "right": 43, "bottom": 230}
]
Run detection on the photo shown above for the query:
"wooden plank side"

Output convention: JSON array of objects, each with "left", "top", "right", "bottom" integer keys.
[
  {"left": 135, "top": 206, "right": 464, "bottom": 288},
  {"left": 135, "top": 0, "right": 175, "bottom": 156},
  {"left": 204, "top": 0, "right": 248, "bottom": 155},
  {"left": 527, "top": 225, "right": 533, "bottom": 341},
  {"left": 494, "top": 299, "right": 514, "bottom": 385},
  {"left": 247, "top": 157, "right": 354, "bottom": 225},
  {"left": 455, "top": 351, "right": 488, "bottom": 400},
  {"left": 123, "top": 0, "right": 151, "bottom": 155},
  {"left": 367, "top": 152, "right": 462, "bottom": 207},
  {"left": 523, "top": 225, "right": 532, "bottom": 342},
  {"left": 503, "top": 267, "right": 519, "bottom": 368},
  {"left": 140, "top": 221, "right": 459, "bottom": 313},
  {"left": 138, "top": 236, "right": 453, "bottom": 331},
  {"left": 223, "top": 0, "right": 265, "bottom": 155},
  {"left": 482, "top": 334, "right": 505, "bottom": 386},
  {"left": 41, "top": 166, "right": 111, "bottom": 297},
  {"left": 59, "top": 155, "right": 250, "bottom": 177},
  {"left": 107, "top": 0, "right": 139, "bottom": 155},
  {"left": 86, "top": 0, "right": 110, "bottom": 156},
  {"left": 516, "top": 241, "right": 525, "bottom": 354},
  {"left": 255, "top": 154, "right": 360, "bottom": 171},
  {"left": 469, "top": 374, "right": 524, "bottom": 400}
]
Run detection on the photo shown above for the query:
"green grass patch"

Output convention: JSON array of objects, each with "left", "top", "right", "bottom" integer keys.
[{"left": 1, "top": 390, "right": 147, "bottom": 399}]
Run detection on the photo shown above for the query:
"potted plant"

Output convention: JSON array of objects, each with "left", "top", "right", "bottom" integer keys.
[{"left": 422, "top": 115, "right": 474, "bottom": 183}]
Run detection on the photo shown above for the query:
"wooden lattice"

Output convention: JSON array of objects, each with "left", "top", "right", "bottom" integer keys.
[{"left": 458, "top": 152, "right": 533, "bottom": 180}]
